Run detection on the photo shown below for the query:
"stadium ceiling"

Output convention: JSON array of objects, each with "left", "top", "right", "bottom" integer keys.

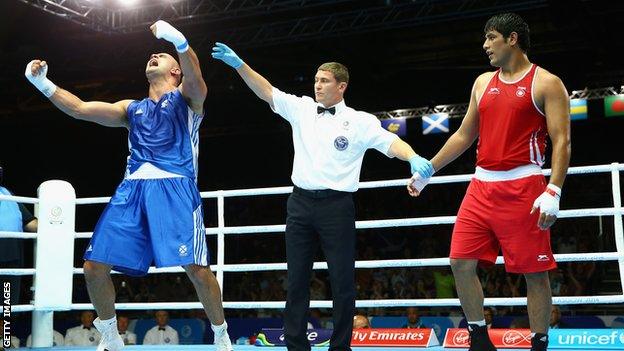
[{"left": 18, "top": 0, "right": 549, "bottom": 47}]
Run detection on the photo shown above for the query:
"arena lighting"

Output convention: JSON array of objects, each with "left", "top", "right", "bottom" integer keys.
[{"left": 118, "top": 0, "right": 139, "bottom": 6}]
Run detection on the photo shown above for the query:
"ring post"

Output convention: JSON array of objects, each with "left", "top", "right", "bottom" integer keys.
[
  {"left": 610, "top": 163, "right": 624, "bottom": 294},
  {"left": 31, "top": 180, "right": 76, "bottom": 347},
  {"left": 217, "top": 191, "right": 225, "bottom": 292}
]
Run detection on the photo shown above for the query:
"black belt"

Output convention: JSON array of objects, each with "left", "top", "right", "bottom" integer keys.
[{"left": 292, "top": 186, "right": 350, "bottom": 199}]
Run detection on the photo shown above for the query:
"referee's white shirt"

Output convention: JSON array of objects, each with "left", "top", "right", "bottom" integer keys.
[
  {"left": 64, "top": 325, "right": 101, "bottom": 346},
  {"left": 272, "top": 88, "right": 399, "bottom": 192},
  {"left": 143, "top": 325, "right": 179, "bottom": 345},
  {"left": 119, "top": 330, "right": 137, "bottom": 345}
]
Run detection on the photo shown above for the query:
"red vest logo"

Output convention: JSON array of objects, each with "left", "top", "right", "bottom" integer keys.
[{"left": 516, "top": 87, "right": 527, "bottom": 97}]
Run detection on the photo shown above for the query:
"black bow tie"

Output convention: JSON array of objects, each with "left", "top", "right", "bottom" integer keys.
[
  {"left": 317, "top": 106, "right": 336, "bottom": 115},
  {"left": 159, "top": 327, "right": 166, "bottom": 331}
]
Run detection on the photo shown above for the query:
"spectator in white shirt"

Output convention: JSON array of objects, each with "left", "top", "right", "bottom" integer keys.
[
  {"left": 143, "top": 310, "right": 179, "bottom": 345},
  {"left": 64, "top": 310, "right": 101, "bottom": 346},
  {"left": 117, "top": 315, "right": 137, "bottom": 345}
]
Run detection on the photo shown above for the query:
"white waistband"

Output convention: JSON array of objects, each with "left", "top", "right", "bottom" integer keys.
[
  {"left": 474, "top": 164, "right": 543, "bottom": 182},
  {"left": 126, "top": 162, "right": 184, "bottom": 179}
]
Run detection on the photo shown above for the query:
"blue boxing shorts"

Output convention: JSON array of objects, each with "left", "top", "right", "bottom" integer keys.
[{"left": 84, "top": 177, "right": 209, "bottom": 276}]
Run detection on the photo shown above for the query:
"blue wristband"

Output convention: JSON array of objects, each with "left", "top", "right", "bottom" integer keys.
[{"left": 176, "top": 41, "right": 189, "bottom": 53}]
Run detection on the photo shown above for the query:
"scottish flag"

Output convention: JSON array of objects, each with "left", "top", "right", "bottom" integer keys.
[{"left": 422, "top": 113, "right": 449, "bottom": 134}]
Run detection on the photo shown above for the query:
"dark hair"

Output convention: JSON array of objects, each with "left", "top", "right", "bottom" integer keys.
[{"left": 484, "top": 13, "right": 530, "bottom": 52}]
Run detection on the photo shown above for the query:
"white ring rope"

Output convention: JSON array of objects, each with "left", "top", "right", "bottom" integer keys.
[
  {"left": 64, "top": 164, "right": 624, "bottom": 204},
  {"left": 11, "top": 294, "right": 624, "bottom": 313},
  {"left": 0, "top": 253, "right": 620, "bottom": 276},
  {"left": 3, "top": 163, "right": 623, "bottom": 315},
  {"left": 3, "top": 206, "right": 622, "bottom": 241},
  {"left": 0, "top": 194, "right": 38, "bottom": 204}
]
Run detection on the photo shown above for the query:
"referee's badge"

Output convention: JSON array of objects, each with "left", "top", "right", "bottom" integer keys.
[{"left": 334, "top": 136, "right": 349, "bottom": 151}]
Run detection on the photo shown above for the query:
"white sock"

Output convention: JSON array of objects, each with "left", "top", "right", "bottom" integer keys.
[
  {"left": 211, "top": 321, "right": 228, "bottom": 334},
  {"left": 468, "top": 319, "right": 486, "bottom": 327},
  {"left": 97, "top": 316, "right": 117, "bottom": 332}
]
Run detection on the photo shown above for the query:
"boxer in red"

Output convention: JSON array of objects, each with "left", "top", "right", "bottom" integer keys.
[{"left": 408, "top": 13, "right": 571, "bottom": 351}]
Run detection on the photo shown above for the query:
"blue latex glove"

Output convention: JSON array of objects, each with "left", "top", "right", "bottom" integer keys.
[
  {"left": 408, "top": 155, "right": 434, "bottom": 178},
  {"left": 211, "top": 42, "right": 244, "bottom": 69}
]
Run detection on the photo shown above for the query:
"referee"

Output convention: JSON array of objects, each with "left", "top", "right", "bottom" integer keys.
[{"left": 212, "top": 43, "right": 434, "bottom": 351}]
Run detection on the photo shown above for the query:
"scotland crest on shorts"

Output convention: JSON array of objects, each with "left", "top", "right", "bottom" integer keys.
[{"left": 334, "top": 136, "right": 349, "bottom": 151}]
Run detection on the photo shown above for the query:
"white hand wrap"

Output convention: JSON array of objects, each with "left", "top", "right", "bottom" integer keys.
[
  {"left": 408, "top": 173, "right": 430, "bottom": 193},
  {"left": 532, "top": 184, "right": 561, "bottom": 216},
  {"left": 153, "top": 20, "right": 188, "bottom": 53},
  {"left": 25, "top": 60, "right": 57, "bottom": 98}
]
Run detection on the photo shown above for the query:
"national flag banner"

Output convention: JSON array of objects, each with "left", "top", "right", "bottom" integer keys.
[
  {"left": 570, "top": 98, "right": 588, "bottom": 120},
  {"left": 422, "top": 112, "right": 449, "bottom": 134},
  {"left": 604, "top": 94, "right": 624, "bottom": 117},
  {"left": 381, "top": 117, "right": 407, "bottom": 136}
]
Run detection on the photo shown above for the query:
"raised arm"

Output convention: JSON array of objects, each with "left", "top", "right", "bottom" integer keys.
[
  {"left": 25, "top": 60, "right": 130, "bottom": 128},
  {"left": 150, "top": 20, "right": 207, "bottom": 114},
  {"left": 211, "top": 42, "right": 275, "bottom": 108}
]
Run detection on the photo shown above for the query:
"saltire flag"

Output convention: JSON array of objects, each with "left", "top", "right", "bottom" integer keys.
[
  {"left": 422, "top": 113, "right": 449, "bottom": 134},
  {"left": 569, "top": 98, "right": 588, "bottom": 120},
  {"left": 604, "top": 94, "right": 624, "bottom": 117},
  {"left": 380, "top": 118, "right": 406, "bottom": 136}
]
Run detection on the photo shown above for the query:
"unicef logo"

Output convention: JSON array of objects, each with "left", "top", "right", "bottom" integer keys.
[
  {"left": 334, "top": 136, "right": 349, "bottom": 151},
  {"left": 619, "top": 332, "right": 624, "bottom": 344}
]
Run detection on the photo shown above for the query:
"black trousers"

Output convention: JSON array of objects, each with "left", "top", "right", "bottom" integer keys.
[{"left": 284, "top": 188, "right": 356, "bottom": 351}]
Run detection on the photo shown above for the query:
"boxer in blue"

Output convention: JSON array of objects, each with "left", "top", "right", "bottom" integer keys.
[{"left": 25, "top": 21, "right": 232, "bottom": 351}]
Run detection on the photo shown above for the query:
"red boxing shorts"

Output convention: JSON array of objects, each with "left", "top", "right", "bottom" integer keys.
[{"left": 449, "top": 166, "right": 557, "bottom": 273}]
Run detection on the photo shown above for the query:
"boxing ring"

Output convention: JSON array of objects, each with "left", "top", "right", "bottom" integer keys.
[{"left": 1, "top": 163, "right": 623, "bottom": 350}]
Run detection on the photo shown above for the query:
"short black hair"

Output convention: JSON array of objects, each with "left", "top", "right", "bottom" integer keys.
[{"left": 484, "top": 13, "right": 530, "bottom": 52}]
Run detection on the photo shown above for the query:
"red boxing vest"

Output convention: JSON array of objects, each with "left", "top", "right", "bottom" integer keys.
[{"left": 476, "top": 64, "right": 548, "bottom": 171}]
